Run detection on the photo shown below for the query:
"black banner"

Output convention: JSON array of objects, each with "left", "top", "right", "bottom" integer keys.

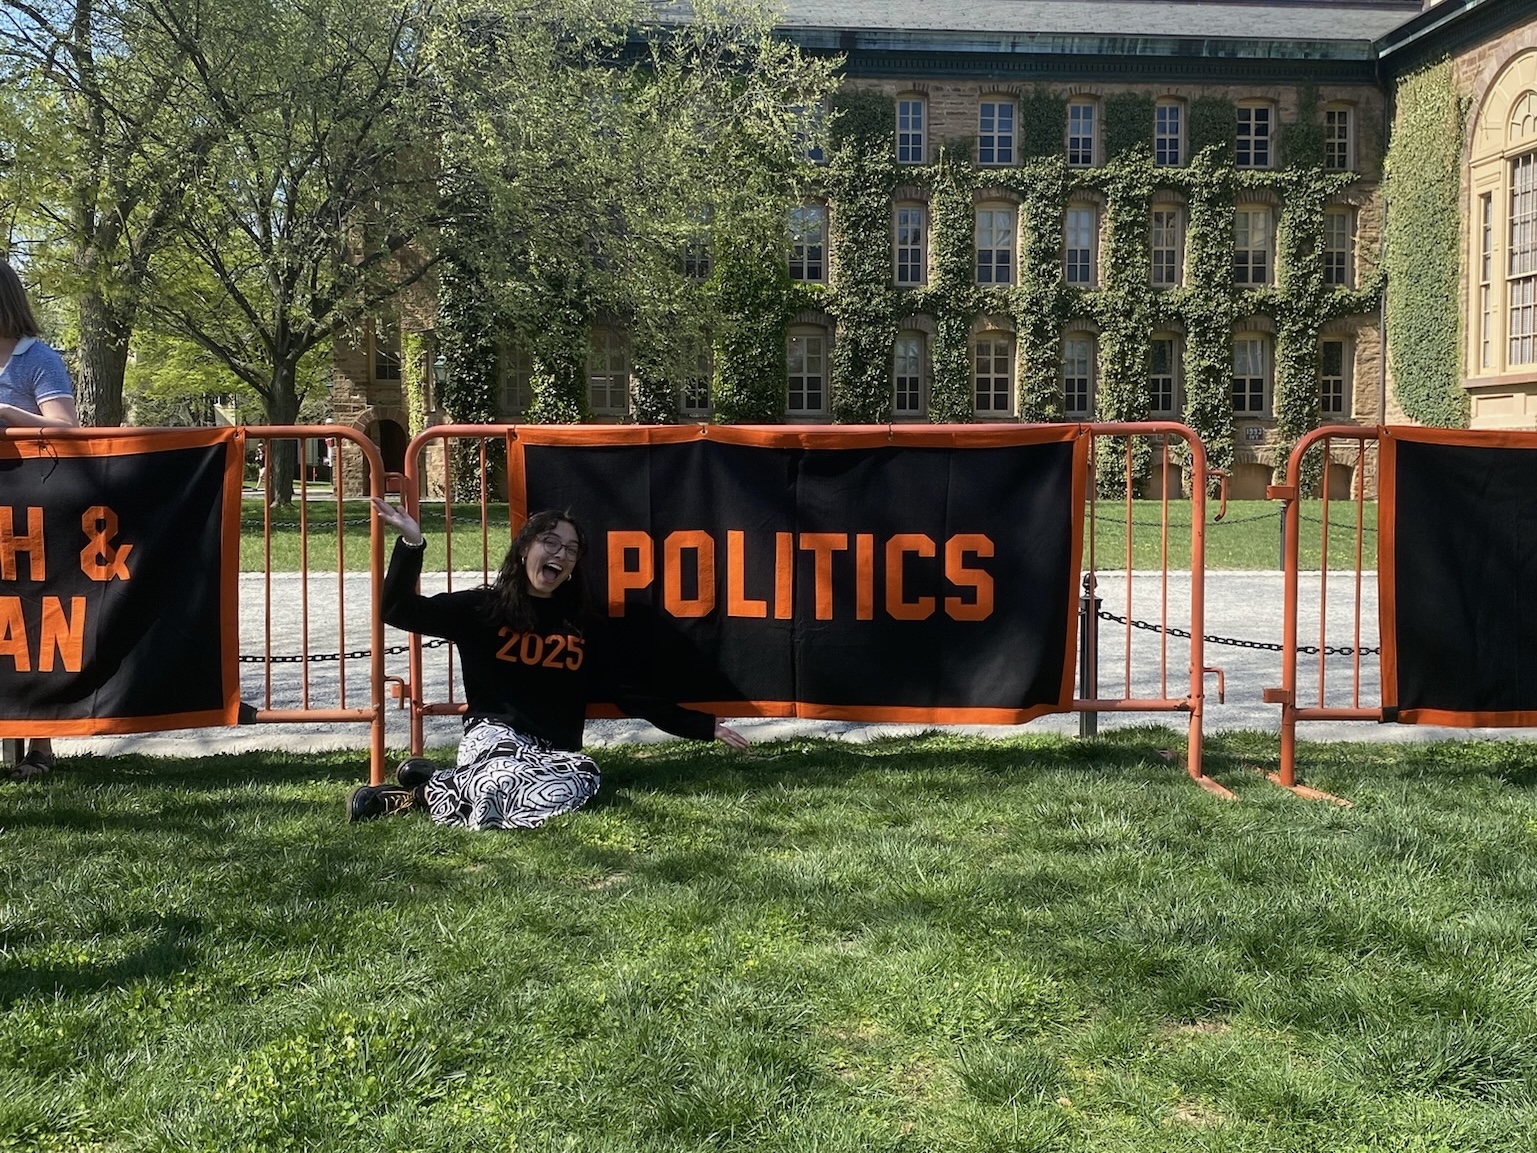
[
  {"left": 1383, "top": 429, "right": 1537, "bottom": 725},
  {"left": 0, "top": 430, "right": 242, "bottom": 735},
  {"left": 513, "top": 428, "right": 1084, "bottom": 723}
]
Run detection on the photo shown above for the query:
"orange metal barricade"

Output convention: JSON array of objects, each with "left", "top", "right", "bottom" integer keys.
[
  {"left": 0, "top": 425, "right": 391, "bottom": 781},
  {"left": 1266, "top": 425, "right": 1380, "bottom": 794},
  {"left": 241, "top": 426, "right": 392, "bottom": 781},
  {"left": 393, "top": 423, "right": 1216, "bottom": 785}
]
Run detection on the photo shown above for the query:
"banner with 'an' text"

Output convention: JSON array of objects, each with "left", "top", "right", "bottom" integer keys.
[{"left": 0, "top": 429, "right": 243, "bottom": 736}]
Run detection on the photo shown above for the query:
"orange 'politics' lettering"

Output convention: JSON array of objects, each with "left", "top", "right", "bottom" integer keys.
[{"left": 885, "top": 534, "right": 937, "bottom": 620}]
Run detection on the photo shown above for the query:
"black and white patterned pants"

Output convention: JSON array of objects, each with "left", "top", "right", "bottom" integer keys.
[{"left": 424, "top": 719, "right": 601, "bottom": 830}]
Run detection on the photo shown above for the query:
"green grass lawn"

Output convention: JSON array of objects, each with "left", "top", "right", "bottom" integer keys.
[
  {"left": 5, "top": 731, "right": 1536, "bottom": 1151},
  {"left": 243, "top": 500, "right": 1379, "bottom": 573}
]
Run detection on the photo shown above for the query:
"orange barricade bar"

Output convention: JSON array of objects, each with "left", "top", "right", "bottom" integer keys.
[
  {"left": 397, "top": 423, "right": 1212, "bottom": 784},
  {"left": 1268, "top": 426, "right": 1381, "bottom": 791},
  {"left": 243, "top": 426, "right": 390, "bottom": 782}
]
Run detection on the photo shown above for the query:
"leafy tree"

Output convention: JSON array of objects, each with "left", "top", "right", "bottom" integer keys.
[
  {"left": 431, "top": 0, "right": 836, "bottom": 425},
  {"left": 139, "top": 0, "right": 438, "bottom": 503},
  {"left": 0, "top": 0, "right": 203, "bottom": 424}
]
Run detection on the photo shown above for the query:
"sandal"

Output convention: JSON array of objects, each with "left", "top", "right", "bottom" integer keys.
[{"left": 9, "top": 749, "right": 56, "bottom": 781}]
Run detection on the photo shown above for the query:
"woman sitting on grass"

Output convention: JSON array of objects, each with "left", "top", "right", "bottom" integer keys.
[{"left": 353, "top": 499, "right": 748, "bottom": 829}]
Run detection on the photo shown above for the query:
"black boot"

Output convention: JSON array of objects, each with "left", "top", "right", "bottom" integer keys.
[{"left": 347, "top": 784, "right": 416, "bottom": 823}]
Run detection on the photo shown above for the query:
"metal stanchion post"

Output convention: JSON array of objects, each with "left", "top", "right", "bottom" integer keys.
[{"left": 1079, "top": 572, "right": 1101, "bottom": 739}]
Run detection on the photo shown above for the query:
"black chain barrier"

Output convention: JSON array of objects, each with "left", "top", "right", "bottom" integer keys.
[
  {"left": 237, "top": 637, "right": 451, "bottom": 664},
  {"left": 1096, "top": 609, "right": 1380, "bottom": 656}
]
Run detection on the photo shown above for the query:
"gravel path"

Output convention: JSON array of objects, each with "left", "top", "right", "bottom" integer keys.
[{"left": 53, "top": 569, "right": 1537, "bottom": 758}]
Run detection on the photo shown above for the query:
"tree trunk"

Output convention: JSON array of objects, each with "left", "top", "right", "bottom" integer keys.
[
  {"left": 262, "top": 359, "right": 303, "bottom": 507},
  {"left": 74, "top": 286, "right": 131, "bottom": 427}
]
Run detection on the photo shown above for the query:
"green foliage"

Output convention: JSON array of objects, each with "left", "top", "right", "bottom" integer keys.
[
  {"left": 1103, "top": 93, "right": 1154, "bottom": 162},
  {"left": 1384, "top": 59, "right": 1469, "bottom": 428},
  {"left": 1018, "top": 89, "right": 1068, "bottom": 160},
  {"left": 400, "top": 330, "right": 428, "bottom": 436},
  {"left": 1189, "top": 97, "right": 1236, "bottom": 161}
]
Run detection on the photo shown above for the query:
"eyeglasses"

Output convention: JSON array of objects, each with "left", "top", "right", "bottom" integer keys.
[{"left": 535, "top": 533, "right": 581, "bottom": 559}]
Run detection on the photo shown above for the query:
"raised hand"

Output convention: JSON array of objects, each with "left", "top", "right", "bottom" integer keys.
[{"left": 370, "top": 496, "right": 424, "bottom": 545}]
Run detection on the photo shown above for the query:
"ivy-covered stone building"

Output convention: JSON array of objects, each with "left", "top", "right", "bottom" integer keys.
[{"left": 333, "top": 0, "right": 1537, "bottom": 500}]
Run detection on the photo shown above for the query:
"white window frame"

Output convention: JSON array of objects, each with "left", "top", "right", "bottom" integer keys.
[
  {"left": 1150, "top": 205, "right": 1183, "bottom": 288},
  {"left": 373, "top": 333, "right": 402, "bottom": 382},
  {"left": 978, "top": 98, "right": 1015, "bottom": 166},
  {"left": 975, "top": 206, "right": 1015, "bottom": 285},
  {"left": 1319, "top": 338, "right": 1351, "bottom": 417},
  {"left": 1149, "top": 335, "right": 1182, "bottom": 416},
  {"left": 587, "top": 328, "right": 630, "bottom": 416},
  {"left": 1324, "top": 105, "right": 1354, "bottom": 172},
  {"left": 1236, "top": 103, "right": 1273, "bottom": 169},
  {"left": 1061, "top": 335, "right": 1096, "bottom": 418},
  {"left": 787, "top": 328, "right": 828, "bottom": 416},
  {"left": 1234, "top": 206, "right": 1272, "bottom": 286},
  {"left": 1481, "top": 192, "right": 1495, "bottom": 370},
  {"left": 897, "top": 96, "right": 926, "bottom": 165},
  {"left": 972, "top": 335, "right": 1014, "bottom": 415},
  {"left": 1064, "top": 204, "right": 1097, "bottom": 286},
  {"left": 1067, "top": 100, "right": 1098, "bottom": 167},
  {"left": 1232, "top": 336, "right": 1271, "bottom": 416},
  {"left": 1155, "top": 100, "right": 1184, "bottom": 167},
  {"left": 1509, "top": 151, "right": 1537, "bottom": 366},
  {"left": 789, "top": 203, "right": 826, "bottom": 283},
  {"left": 498, "top": 341, "right": 533, "bottom": 419},
  {"left": 894, "top": 203, "right": 927, "bottom": 287},
  {"left": 892, "top": 333, "right": 927, "bottom": 417},
  {"left": 1323, "top": 207, "right": 1355, "bottom": 288}
]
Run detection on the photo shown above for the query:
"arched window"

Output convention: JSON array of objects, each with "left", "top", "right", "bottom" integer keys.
[
  {"left": 1319, "top": 338, "right": 1352, "bottom": 418},
  {"left": 1232, "top": 334, "right": 1271, "bottom": 416},
  {"left": 1234, "top": 205, "right": 1273, "bottom": 286},
  {"left": 975, "top": 203, "right": 1016, "bottom": 285},
  {"left": 894, "top": 201, "right": 928, "bottom": 286},
  {"left": 1061, "top": 333, "right": 1096, "bottom": 418},
  {"left": 787, "top": 326, "right": 829, "bottom": 416},
  {"left": 892, "top": 332, "right": 928, "bottom": 417},
  {"left": 1150, "top": 198, "right": 1184, "bottom": 287},
  {"left": 1149, "top": 334, "right": 1182, "bottom": 416},
  {"left": 1323, "top": 207, "right": 1356, "bottom": 288},
  {"left": 896, "top": 94, "right": 927, "bottom": 164},
  {"left": 972, "top": 332, "right": 1014, "bottom": 415},
  {"left": 788, "top": 203, "right": 827, "bottom": 283},
  {"left": 587, "top": 327, "right": 630, "bottom": 417},
  {"left": 1064, "top": 202, "right": 1099, "bottom": 286}
]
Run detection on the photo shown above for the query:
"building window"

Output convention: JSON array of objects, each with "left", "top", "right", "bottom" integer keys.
[
  {"left": 1234, "top": 207, "right": 1272, "bottom": 286},
  {"left": 1232, "top": 336, "right": 1270, "bottom": 415},
  {"left": 895, "top": 204, "right": 927, "bottom": 286},
  {"left": 1149, "top": 336, "right": 1181, "bottom": 416},
  {"left": 973, "top": 335, "right": 1013, "bottom": 414},
  {"left": 1509, "top": 152, "right": 1537, "bottom": 366},
  {"left": 679, "top": 351, "right": 711, "bottom": 417},
  {"left": 787, "top": 329, "right": 827, "bottom": 415},
  {"left": 897, "top": 96, "right": 925, "bottom": 165},
  {"left": 978, "top": 99, "right": 1015, "bottom": 166},
  {"left": 893, "top": 333, "right": 926, "bottom": 417},
  {"left": 498, "top": 342, "right": 533, "bottom": 418},
  {"left": 975, "top": 207, "right": 1015, "bottom": 285},
  {"left": 1150, "top": 206, "right": 1183, "bottom": 287},
  {"left": 792, "top": 102, "right": 826, "bottom": 165},
  {"left": 1236, "top": 103, "right": 1273, "bottom": 169},
  {"left": 789, "top": 204, "right": 826, "bottom": 283},
  {"left": 1319, "top": 339, "right": 1351, "bottom": 417},
  {"left": 1067, "top": 100, "right": 1097, "bottom": 167},
  {"left": 588, "top": 328, "right": 629, "bottom": 416},
  {"left": 1064, "top": 205, "right": 1097, "bottom": 286},
  {"left": 1323, "top": 208, "right": 1355, "bottom": 288},
  {"left": 1062, "top": 335, "right": 1095, "bottom": 418},
  {"left": 373, "top": 335, "right": 402, "bottom": 381},
  {"left": 1155, "top": 100, "right": 1184, "bottom": 167},
  {"left": 1324, "top": 105, "right": 1354, "bottom": 172},
  {"left": 1481, "top": 192, "right": 1494, "bottom": 370}
]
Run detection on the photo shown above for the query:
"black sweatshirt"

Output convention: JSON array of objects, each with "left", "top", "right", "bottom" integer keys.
[{"left": 381, "top": 538, "right": 716, "bottom": 751}]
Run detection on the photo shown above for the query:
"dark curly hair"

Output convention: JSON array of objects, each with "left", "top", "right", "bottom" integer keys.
[{"left": 486, "top": 509, "right": 590, "bottom": 630}]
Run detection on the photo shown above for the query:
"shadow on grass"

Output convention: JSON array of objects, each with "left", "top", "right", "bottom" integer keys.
[{"left": 0, "top": 913, "right": 201, "bottom": 1010}]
